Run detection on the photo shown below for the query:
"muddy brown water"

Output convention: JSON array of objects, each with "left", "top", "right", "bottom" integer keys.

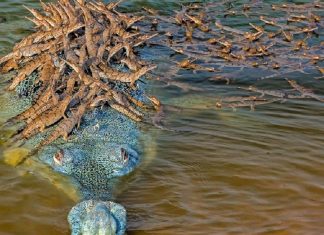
[{"left": 1, "top": 0, "right": 324, "bottom": 234}]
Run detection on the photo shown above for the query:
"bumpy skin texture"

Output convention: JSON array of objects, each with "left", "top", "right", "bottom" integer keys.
[
  {"left": 50, "top": 143, "right": 139, "bottom": 199},
  {"left": 68, "top": 200, "right": 126, "bottom": 235},
  {"left": 38, "top": 102, "right": 144, "bottom": 234},
  {"left": 54, "top": 144, "right": 138, "bottom": 179}
]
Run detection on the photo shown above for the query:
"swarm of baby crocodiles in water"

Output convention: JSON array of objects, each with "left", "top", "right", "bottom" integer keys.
[
  {"left": 0, "top": 0, "right": 159, "bottom": 157},
  {"left": 144, "top": 1, "right": 324, "bottom": 75},
  {"left": 139, "top": 1, "right": 324, "bottom": 108}
]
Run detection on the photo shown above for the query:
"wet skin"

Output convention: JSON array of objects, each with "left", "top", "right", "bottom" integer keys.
[
  {"left": 51, "top": 144, "right": 139, "bottom": 181},
  {"left": 68, "top": 200, "right": 127, "bottom": 235},
  {"left": 38, "top": 141, "right": 139, "bottom": 235}
]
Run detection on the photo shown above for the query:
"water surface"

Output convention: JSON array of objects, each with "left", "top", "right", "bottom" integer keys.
[{"left": 0, "top": 1, "right": 324, "bottom": 234}]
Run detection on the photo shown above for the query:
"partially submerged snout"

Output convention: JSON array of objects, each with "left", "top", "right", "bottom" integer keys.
[{"left": 68, "top": 200, "right": 126, "bottom": 235}]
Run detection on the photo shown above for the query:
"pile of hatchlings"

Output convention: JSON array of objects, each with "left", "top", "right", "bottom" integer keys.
[
  {"left": 138, "top": 1, "right": 324, "bottom": 109},
  {"left": 1, "top": 0, "right": 324, "bottom": 156},
  {"left": 0, "top": 0, "right": 159, "bottom": 153}
]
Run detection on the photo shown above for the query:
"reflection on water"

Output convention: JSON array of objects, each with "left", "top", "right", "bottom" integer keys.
[{"left": 1, "top": 0, "right": 324, "bottom": 234}]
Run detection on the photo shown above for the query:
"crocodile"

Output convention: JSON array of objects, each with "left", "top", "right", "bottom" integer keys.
[
  {"left": 1, "top": 69, "right": 153, "bottom": 235},
  {"left": 34, "top": 96, "right": 145, "bottom": 234},
  {"left": 0, "top": 0, "right": 160, "bottom": 234}
]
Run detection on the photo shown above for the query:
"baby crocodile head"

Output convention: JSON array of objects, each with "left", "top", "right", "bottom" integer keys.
[
  {"left": 68, "top": 200, "right": 126, "bottom": 235},
  {"left": 51, "top": 143, "right": 139, "bottom": 179}
]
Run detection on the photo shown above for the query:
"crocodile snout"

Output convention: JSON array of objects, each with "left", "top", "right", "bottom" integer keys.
[{"left": 68, "top": 200, "right": 126, "bottom": 235}]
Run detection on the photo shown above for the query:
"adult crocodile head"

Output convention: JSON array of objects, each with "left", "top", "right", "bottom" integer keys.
[
  {"left": 39, "top": 140, "right": 139, "bottom": 235},
  {"left": 37, "top": 108, "right": 142, "bottom": 235},
  {"left": 68, "top": 200, "right": 126, "bottom": 235}
]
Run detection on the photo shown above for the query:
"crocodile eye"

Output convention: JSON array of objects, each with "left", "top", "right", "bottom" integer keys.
[
  {"left": 53, "top": 149, "right": 64, "bottom": 165},
  {"left": 121, "top": 148, "right": 129, "bottom": 163}
]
